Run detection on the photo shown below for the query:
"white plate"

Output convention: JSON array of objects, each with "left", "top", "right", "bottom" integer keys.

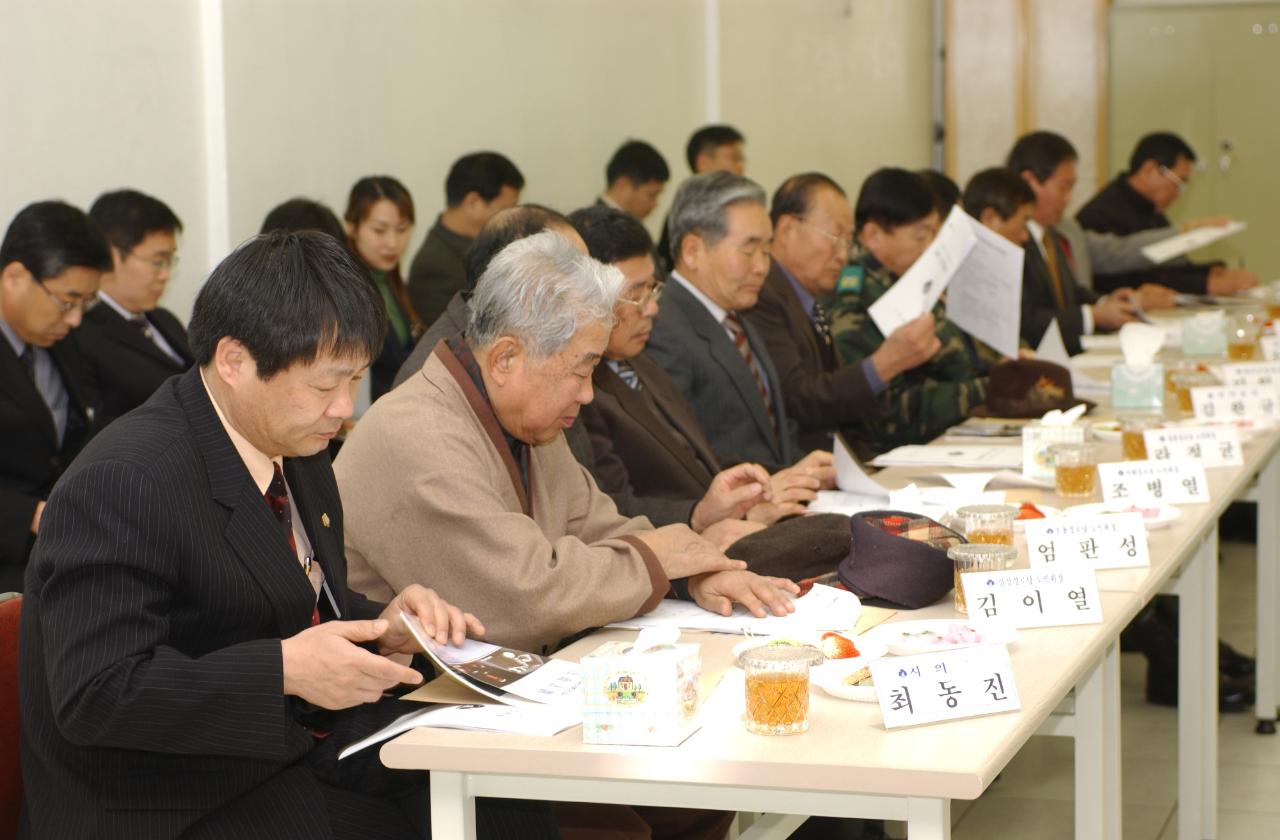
[
  {"left": 811, "top": 655, "right": 885, "bottom": 702},
  {"left": 1090, "top": 420, "right": 1122, "bottom": 442},
  {"left": 1063, "top": 501, "right": 1182, "bottom": 530},
  {"left": 868, "top": 619, "right": 1019, "bottom": 657},
  {"left": 1013, "top": 504, "right": 1062, "bottom": 532}
]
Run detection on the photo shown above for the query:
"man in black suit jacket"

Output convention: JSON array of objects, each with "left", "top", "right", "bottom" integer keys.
[
  {"left": 1007, "top": 131, "right": 1140, "bottom": 354},
  {"left": 748, "top": 173, "right": 940, "bottom": 452},
  {"left": 19, "top": 232, "right": 556, "bottom": 839},
  {"left": 0, "top": 201, "right": 109, "bottom": 593},
  {"left": 79, "top": 189, "right": 194, "bottom": 429},
  {"left": 1076, "top": 131, "right": 1259, "bottom": 296}
]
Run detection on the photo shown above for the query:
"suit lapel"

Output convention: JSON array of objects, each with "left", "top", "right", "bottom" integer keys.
[
  {"left": 285, "top": 456, "right": 345, "bottom": 618},
  {"left": 739, "top": 314, "right": 789, "bottom": 463},
  {"left": 0, "top": 338, "right": 58, "bottom": 446},
  {"left": 629, "top": 353, "right": 721, "bottom": 475},
  {"left": 149, "top": 309, "right": 194, "bottom": 366},
  {"left": 179, "top": 369, "right": 322, "bottom": 638},
  {"left": 89, "top": 305, "right": 187, "bottom": 370},
  {"left": 595, "top": 360, "right": 714, "bottom": 486}
]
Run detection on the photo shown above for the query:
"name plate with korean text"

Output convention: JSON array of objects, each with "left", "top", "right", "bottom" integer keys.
[
  {"left": 870, "top": 645, "right": 1021, "bottom": 729},
  {"left": 1261, "top": 335, "right": 1278, "bottom": 361},
  {"left": 1024, "top": 513, "right": 1149, "bottom": 570},
  {"left": 1098, "top": 459, "right": 1210, "bottom": 505},
  {"left": 1143, "top": 426, "right": 1244, "bottom": 468},
  {"left": 1220, "top": 361, "right": 1280, "bottom": 388},
  {"left": 1191, "top": 385, "right": 1280, "bottom": 423},
  {"left": 960, "top": 568, "right": 1103, "bottom": 629}
]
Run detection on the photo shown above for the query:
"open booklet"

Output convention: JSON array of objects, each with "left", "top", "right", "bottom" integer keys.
[
  {"left": 399, "top": 611, "right": 582, "bottom": 707},
  {"left": 338, "top": 703, "right": 583, "bottom": 759}
]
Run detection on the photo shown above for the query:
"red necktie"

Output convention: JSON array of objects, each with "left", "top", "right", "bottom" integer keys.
[
  {"left": 264, "top": 463, "right": 320, "bottom": 627},
  {"left": 723, "top": 313, "right": 778, "bottom": 437}
]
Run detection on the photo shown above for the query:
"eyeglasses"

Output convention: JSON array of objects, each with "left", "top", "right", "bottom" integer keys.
[
  {"left": 37, "top": 282, "right": 96, "bottom": 314},
  {"left": 617, "top": 280, "right": 664, "bottom": 309},
  {"left": 1158, "top": 166, "right": 1188, "bottom": 194},
  {"left": 799, "top": 217, "right": 853, "bottom": 251},
  {"left": 127, "top": 250, "right": 179, "bottom": 272}
]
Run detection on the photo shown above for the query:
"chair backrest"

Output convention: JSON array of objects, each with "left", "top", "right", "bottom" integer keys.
[{"left": 0, "top": 593, "right": 23, "bottom": 839}]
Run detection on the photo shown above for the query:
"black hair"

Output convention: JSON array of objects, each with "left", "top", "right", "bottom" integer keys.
[
  {"left": 1006, "top": 131, "right": 1078, "bottom": 183},
  {"left": 464, "top": 204, "right": 572, "bottom": 289},
  {"left": 188, "top": 231, "right": 387, "bottom": 379},
  {"left": 445, "top": 152, "right": 525, "bottom": 208},
  {"left": 88, "top": 189, "right": 183, "bottom": 256},
  {"left": 853, "top": 168, "right": 936, "bottom": 233},
  {"left": 685, "top": 124, "right": 745, "bottom": 172},
  {"left": 567, "top": 205, "right": 654, "bottom": 265},
  {"left": 916, "top": 169, "right": 961, "bottom": 217},
  {"left": 1128, "top": 132, "right": 1197, "bottom": 175},
  {"left": 260, "top": 198, "right": 346, "bottom": 243},
  {"left": 0, "top": 200, "right": 112, "bottom": 281},
  {"left": 605, "top": 140, "right": 670, "bottom": 187},
  {"left": 962, "top": 168, "right": 1036, "bottom": 221},
  {"left": 770, "top": 172, "right": 846, "bottom": 227}
]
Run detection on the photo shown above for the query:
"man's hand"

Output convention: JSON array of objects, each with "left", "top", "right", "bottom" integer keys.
[
  {"left": 1208, "top": 266, "right": 1260, "bottom": 296},
  {"left": 1137, "top": 283, "right": 1178, "bottom": 311},
  {"left": 687, "top": 570, "right": 801, "bottom": 618},
  {"left": 870, "top": 312, "right": 941, "bottom": 382},
  {"left": 700, "top": 518, "right": 766, "bottom": 551},
  {"left": 281, "top": 620, "right": 424, "bottom": 710},
  {"left": 30, "top": 500, "right": 45, "bottom": 535},
  {"left": 1180, "top": 215, "right": 1234, "bottom": 233},
  {"left": 376, "top": 584, "right": 484, "bottom": 654},
  {"left": 1091, "top": 291, "right": 1140, "bottom": 330},
  {"left": 689, "top": 462, "right": 771, "bottom": 532},
  {"left": 638, "top": 524, "right": 746, "bottom": 580},
  {"left": 789, "top": 449, "right": 836, "bottom": 489},
  {"left": 744, "top": 467, "right": 821, "bottom": 524}
]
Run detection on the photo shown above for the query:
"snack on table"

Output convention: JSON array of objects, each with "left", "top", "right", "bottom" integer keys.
[
  {"left": 1016, "top": 502, "right": 1046, "bottom": 520},
  {"left": 842, "top": 667, "right": 873, "bottom": 686},
  {"left": 820, "top": 631, "right": 861, "bottom": 660},
  {"left": 903, "top": 622, "right": 986, "bottom": 647}
]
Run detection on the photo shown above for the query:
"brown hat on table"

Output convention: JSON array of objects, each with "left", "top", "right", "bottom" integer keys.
[{"left": 970, "top": 359, "right": 1095, "bottom": 419}]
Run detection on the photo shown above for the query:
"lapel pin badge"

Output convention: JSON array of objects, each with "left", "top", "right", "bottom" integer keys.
[{"left": 321, "top": 513, "right": 331, "bottom": 528}]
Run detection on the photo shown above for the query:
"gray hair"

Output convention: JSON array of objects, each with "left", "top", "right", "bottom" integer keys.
[
  {"left": 467, "top": 229, "right": 623, "bottom": 358},
  {"left": 666, "top": 171, "right": 767, "bottom": 266}
]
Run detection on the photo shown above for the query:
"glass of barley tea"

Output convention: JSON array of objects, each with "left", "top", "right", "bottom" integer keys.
[
  {"left": 742, "top": 644, "right": 822, "bottom": 735},
  {"left": 1119, "top": 414, "right": 1163, "bottom": 460},
  {"left": 1051, "top": 442, "right": 1099, "bottom": 498},
  {"left": 950, "top": 543, "right": 1018, "bottom": 615},
  {"left": 957, "top": 504, "right": 1017, "bottom": 547}
]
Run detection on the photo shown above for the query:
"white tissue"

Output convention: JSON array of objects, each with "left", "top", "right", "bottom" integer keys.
[
  {"left": 630, "top": 626, "right": 681, "bottom": 654},
  {"left": 1118, "top": 322, "right": 1166, "bottom": 371},
  {"left": 1039, "top": 403, "right": 1088, "bottom": 426}
]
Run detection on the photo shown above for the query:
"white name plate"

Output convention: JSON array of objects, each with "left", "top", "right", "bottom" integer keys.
[
  {"left": 1099, "top": 459, "right": 1210, "bottom": 505},
  {"left": 1261, "top": 335, "right": 1278, "bottom": 361},
  {"left": 1221, "top": 361, "right": 1280, "bottom": 387},
  {"left": 1191, "top": 385, "right": 1280, "bottom": 422},
  {"left": 1143, "top": 426, "right": 1244, "bottom": 468},
  {"left": 961, "top": 568, "right": 1103, "bottom": 628},
  {"left": 1025, "top": 513, "right": 1150, "bottom": 570},
  {"left": 870, "top": 644, "right": 1021, "bottom": 729}
]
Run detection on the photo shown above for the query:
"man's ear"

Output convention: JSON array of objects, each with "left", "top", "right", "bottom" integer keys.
[
  {"left": 0, "top": 260, "right": 33, "bottom": 292},
  {"left": 979, "top": 207, "right": 1003, "bottom": 229},
  {"left": 212, "top": 337, "right": 252, "bottom": 387},
  {"left": 485, "top": 336, "right": 523, "bottom": 386}
]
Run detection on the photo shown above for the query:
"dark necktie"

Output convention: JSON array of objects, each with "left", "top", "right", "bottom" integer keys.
[
  {"left": 723, "top": 313, "right": 778, "bottom": 437},
  {"left": 19, "top": 344, "right": 35, "bottom": 381},
  {"left": 1042, "top": 230, "right": 1067, "bottom": 310},
  {"left": 264, "top": 463, "right": 319, "bottom": 627},
  {"left": 614, "top": 360, "right": 641, "bottom": 391},
  {"left": 129, "top": 313, "right": 156, "bottom": 342},
  {"left": 811, "top": 300, "right": 833, "bottom": 346}
]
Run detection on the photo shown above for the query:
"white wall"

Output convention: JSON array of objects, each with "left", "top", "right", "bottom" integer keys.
[{"left": 2, "top": 0, "right": 936, "bottom": 323}]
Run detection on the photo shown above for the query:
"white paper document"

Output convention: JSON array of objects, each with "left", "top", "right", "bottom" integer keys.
[
  {"left": 833, "top": 434, "right": 890, "bottom": 497},
  {"left": 338, "top": 703, "right": 583, "bottom": 759},
  {"left": 869, "top": 205, "right": 978, "bottom": 337},
  {"left": 1140, "top": 221, "right": 1247, "bottom": 264},
  {"left": 944, "top": 217, "right": 1025, "bottom": 359},
  {"left": 607, "top": 583, "right": 861, "bottom": 635},
  {"left": 870, "top": 445, "right": 1023, "bottom": 470}
]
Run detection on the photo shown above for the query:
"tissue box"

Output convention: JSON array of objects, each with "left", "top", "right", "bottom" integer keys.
[
  {"left": 1183, "top": 317, "right": 1227, "bottom": 357},
  {"left": 1112, "top": 362, "right": 1165, "bottom": 410},
  {"left": 581, "top": 640, "right": 701, "bottom": 746},
  {"left": 1022, "top": 422, "right": 1088, "bottom": 482}
]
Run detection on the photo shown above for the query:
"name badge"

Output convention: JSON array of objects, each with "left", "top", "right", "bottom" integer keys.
[
  {"left": 960, "top": 568, "right": 1103, "bottom": 628},
  {"left": 1220, "top": 361, "right": 1280, "bottom": 388},
  {"left": 1099, "top": 459, "right": 1210, "bottom": 505},
  {"left": 1143, "top": 426, "right": 1244, "bottom": 468},
  {"left": 1191, "top": 385, "right": 1280, "bottom": 422},
  {"left": 1025, "top": 513, "right": 1149, "bottom": 570},
  {"left": 870, "top": 645, "right": 1021, "bottom": 729}
]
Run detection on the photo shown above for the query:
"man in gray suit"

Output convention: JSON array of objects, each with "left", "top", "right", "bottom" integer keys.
[{"left": 647, "top": 172, "right": 803, "bottom": 469}]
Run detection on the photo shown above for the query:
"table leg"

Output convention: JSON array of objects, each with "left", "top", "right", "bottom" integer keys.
[
  {"left": 1257, "top": 451, "right": 1279, "bottom": 733},
  {"left": 1103, "top": 641, "right": 1122, "bottom": 840},
  {"left": 906, "top": 797, "right": 951, "bottom": 840},
  {"left": 1073, "top": 642, "right": 1122, "bottom": 840},
  {"left": 1175, "top": 526, "right": 1219, "bottom": 840},
  {"left": 430, "top": 771, "right": 477, "bottom": 840}
]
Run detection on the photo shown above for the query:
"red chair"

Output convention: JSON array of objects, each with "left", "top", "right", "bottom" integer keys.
[{"left": 0, "top": 593, "right": 22, "bottom": 839}]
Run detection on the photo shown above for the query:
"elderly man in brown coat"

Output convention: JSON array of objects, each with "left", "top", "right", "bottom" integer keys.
[{"left": 335, "top": 230, "right": 798, "bottom": 657}]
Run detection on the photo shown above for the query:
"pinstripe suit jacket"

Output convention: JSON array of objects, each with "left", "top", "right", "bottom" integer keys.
[{"left": 19, "top": 367, "right": 385, "bottom": 840}]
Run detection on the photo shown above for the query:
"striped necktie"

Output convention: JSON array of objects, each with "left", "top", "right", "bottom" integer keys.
[
  {"left": 812, "top": 299, "right": 833, "bottom": 346},
  {"left": 723, "top": 313, "right": 778, "bottom": 436},
  {"left": 614, "top": 360, "right": 641, "bottom": 391}
]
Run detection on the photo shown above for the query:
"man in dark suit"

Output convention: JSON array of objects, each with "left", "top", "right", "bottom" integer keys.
[
  {"left": 78, "top": 189, "right": 193, "bottom": 430},
  {"left": 1076, "top": 131, "right": 1259, "bottom": 296},
  {"left": 748, "top": 172, "right": 940, "bottom": 453},
  {"left": 1007, "top": 131, "right": 1140, "bottom": 355},
  {"left": 18, "top": 231, "right": 558, "bottom": 839},
  {"left": 648, "top": 172, "right": 807, "bottom": 469},
  {"left": 0, "top": 201, "right": 109, "bottom": 593}
]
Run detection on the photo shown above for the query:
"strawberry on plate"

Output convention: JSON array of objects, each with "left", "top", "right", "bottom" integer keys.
[{"left": 820, "top": 631, "right": 861, "bottom": 660}]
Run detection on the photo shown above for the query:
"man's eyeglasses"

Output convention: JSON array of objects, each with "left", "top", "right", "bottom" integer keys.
[
  {"left": 617, "top": 280, "right": 664, "bottom": 309},
  {"left": 127, "top": 251, "right": 179, "bottom": 272},
  {"left": 38, "top": 282, "right": 96, "bottom": 314},
  {"left": 1158, "top": 166, "right": 1188, "bottom": 194},
  {"left": 799, "top": 217, "right": 853, "bottom": 251}
]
